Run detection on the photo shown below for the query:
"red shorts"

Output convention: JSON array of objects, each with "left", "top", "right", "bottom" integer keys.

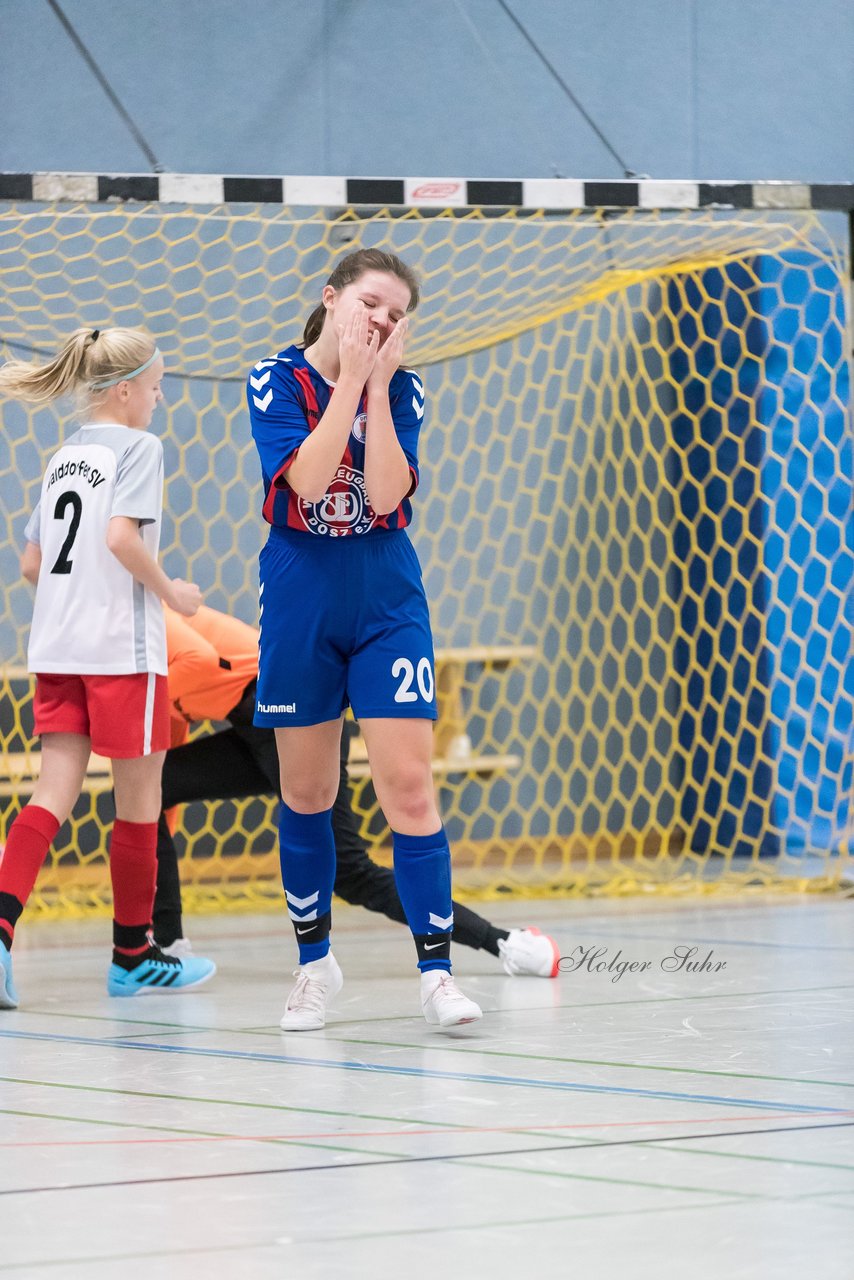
[{"left": 33, "top": 672, "right": 170, "bottom": 759}]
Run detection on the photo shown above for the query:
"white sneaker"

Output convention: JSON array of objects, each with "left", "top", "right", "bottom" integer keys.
[
  {"left": 498, "top": 927, "right": 561, "bottom": 978},
  {"left": 280, "top": 952, "right": 343, "bottom": 1031},
  {"left": 421, "top": 970, "right": 482, "bottom": 1028},
  {"left": 159, "top": 938, "right": 193, "bottom": 959}
]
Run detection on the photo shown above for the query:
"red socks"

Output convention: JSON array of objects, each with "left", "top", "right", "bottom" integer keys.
[
  {"left": 0, "top": 811, "right": 158, "bottom": 960},
  {"left": 0, "top": 805, "right": 60, "bottom": 944},
  {"left": 109, "top": 819, "right": 158, "bottom": 948}
]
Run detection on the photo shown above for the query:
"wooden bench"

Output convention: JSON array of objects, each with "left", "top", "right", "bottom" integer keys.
[{"left": 1, "top": 644, "right": 536, "bottom": 794}]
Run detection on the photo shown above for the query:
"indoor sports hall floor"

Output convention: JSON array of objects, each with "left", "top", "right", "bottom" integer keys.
[{"left": 1, "top": 894, "right": 852, "bottom": 1279}]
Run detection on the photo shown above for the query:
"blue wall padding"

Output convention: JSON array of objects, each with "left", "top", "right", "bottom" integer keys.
[{"left": 670, "top": 252, "right": 853, "bottom": 856}]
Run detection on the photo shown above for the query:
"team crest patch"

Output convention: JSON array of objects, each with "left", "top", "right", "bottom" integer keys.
[
  {"left": 299, "top": 465, "right": 376, "bottom": 536},
  {"left": 351, "top": 412, "right": 367, "bottom": 443}
]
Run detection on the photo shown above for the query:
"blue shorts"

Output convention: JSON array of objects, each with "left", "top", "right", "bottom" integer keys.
[{"left": 255, "top": 527, "right": 438, "bottom": 727}]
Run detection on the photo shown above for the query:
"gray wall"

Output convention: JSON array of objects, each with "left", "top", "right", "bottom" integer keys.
[{"left": 2, "top": 0, "right": 853, "bottom": 181}]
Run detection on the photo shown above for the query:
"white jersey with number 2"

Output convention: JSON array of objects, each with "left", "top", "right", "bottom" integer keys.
[{"left": 24, "top": 422, "right": 167, "bottom": 675}]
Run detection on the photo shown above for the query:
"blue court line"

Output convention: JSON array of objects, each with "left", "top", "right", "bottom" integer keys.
[{"left": 0, "top": 1028, "right": 840, "bottom": 1115}]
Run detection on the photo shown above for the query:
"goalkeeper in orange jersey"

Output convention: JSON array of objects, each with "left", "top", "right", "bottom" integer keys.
[{"left": 156, "top": 603, "right": 559, "bottom": 978}]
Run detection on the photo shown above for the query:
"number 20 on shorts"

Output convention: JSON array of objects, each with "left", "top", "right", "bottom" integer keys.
[{"left": 392, "top": 657, "right": 435, "bottom": 704}]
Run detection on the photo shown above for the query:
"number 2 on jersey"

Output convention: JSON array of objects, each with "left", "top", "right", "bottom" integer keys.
[
  {"left": 50, "top": 490, "right": 83, "bottom": 574},
  {"left": 392, "top": 656, "right": 435, "bottom": 703}
]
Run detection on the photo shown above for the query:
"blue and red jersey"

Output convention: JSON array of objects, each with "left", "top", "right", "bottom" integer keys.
[{"left": 247, "top": 344, "right": 424, "bottom": 537}]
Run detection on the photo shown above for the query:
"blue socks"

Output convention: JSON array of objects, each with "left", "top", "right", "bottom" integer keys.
[
  {"left": 279, "top": 810, "right": 455, "bottom": 973},
  {"left": 278, "top": 803, "right": 336, "bottom": 964},
  {"left": 392, "top": 828, "right": 454, "bottom": 972}
]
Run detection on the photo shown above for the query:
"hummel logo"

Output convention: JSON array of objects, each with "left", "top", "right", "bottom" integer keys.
[{"left": 423, "top": 939, "right": 446, "bottom": 951}]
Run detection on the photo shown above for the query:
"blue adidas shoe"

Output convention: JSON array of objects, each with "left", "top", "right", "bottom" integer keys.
[
  {"left": 107, "top": 947, "right": 216, "bottom": 997},
  {"left": 0, "top": 940, "right": 19, "bottom": 1009}
]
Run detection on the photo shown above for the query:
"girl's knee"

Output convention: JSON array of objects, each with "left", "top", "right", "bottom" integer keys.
[
  {"left": 281, "top": 777, "right": 338, "bottom": 813},
  {"left": 392, "top": 795, "right": 436, "bottom": 828},
  {"left": 377, "top": 769, "right": 436, "bottom": 828},
  {"left": 112, "top": 757, "right": 163, "bottom": 824}
]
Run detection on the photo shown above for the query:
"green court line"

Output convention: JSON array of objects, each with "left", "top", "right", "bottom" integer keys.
[
  {"left": 476, "top": 1133, "right": 854, "bottom": 1180},
  {"left": 0, "top": 1105, "right": 406, "bottom": 1162},
  {"left": 297, "top": 980, "right": 854, "bottom": 1020},
  {"left": 0, "top": 1075, "right": 511, "bottom": 1133},
  {"left": 17, "top": 1009, "right": 225, "bottom": 1032},
  {"left": 237, "top": 979, "right": 854, "bottom": 1027},
  {"left": 0, "top": 1198, "right": 766, "bottom": 1271},
  {"left": 5, "top": 1077, "right": 852, "bottom": 1174},
  {"left": 810, "top": 1193, "right": 854, "bottom": 1212},
  {"left": 2, "top": 1102, "right": 849, "bottom": 1220},
  {"left": 455, "top": 1155, "right": 843, "bottom": 1203},
  {"left": 469, "top": 1128, "right": 854, "bottom": 1182},
  {"left": 527, "top": 981, "right": 854, "bottom": 1011},
  {"left": 467, "top": 1158, "right": 769, "bottom": 1199},
  {"left": 18, "top": 979, "right": 854, "bottom": 1032},
  {"left": 3, "top": 1098, "right": 850, "bottom": 1194},
  {"left": 11, "top": 1006, "right": 854, "bottom": 1101},
  {"left": 0, "top": 1183, "right": 849, "bottom": 1271},
  {"left": 325, "top": 1033, "right": 854, "bottom": 1093},
  {"left": 0, "top": 1104, "right": 790, "bottom": 1207},
  {"left": 16, "top": 984, "right": 854, "bottom": 1099},
  {"left": 16, "top": 977, "right": 854, "bottom": 1059},
  {"left": 465, "top": 1134, "right": 854, "bottom": 1179},
  {"left": 97, "top": 1028, "right": 217, "bottom": 1040},
  {"left": 649, "top": 1141, "right": 854, "bottom": 1175},
  {"left": 301, "top": 1189, "right": 849, "bottom": 1244}
]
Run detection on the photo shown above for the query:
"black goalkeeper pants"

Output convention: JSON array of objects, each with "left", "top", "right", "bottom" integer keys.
[{"left": 153, "top": 702, "right": 497, "bottom": 954}]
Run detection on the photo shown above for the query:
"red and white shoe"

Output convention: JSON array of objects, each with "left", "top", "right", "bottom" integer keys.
[{"left": 498, "top": 927, "right": 560, "bottom": 977}]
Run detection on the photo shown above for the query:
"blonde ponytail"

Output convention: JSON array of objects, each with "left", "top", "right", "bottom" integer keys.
[{"left": 0, "top": 327, "right": 158, "bottom": 405}]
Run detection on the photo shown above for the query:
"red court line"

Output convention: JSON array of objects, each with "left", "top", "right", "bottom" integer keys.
[{"left": 3, "top": 1109, "right": 849, "bottom": 1148}]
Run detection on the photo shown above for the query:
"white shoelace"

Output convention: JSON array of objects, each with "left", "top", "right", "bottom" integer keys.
[
  {"left": 428, "top": 974, "right": 466, "bottom": 1004},
  {"left": 286, "top": 970, "right": 328, "bottom": 1016}
]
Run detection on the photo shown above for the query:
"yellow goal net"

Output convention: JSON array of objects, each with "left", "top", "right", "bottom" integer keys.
[{"left": 1, "top": 195, "right": 852, "bottom": 914}]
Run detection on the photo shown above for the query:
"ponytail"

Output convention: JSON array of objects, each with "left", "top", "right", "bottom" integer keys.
[
  {"left": 301, "top": 304, "right": 327, "bottom": 349},
  {"left": 0, "top": 327, "right": 158, "bottom": 406}
]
